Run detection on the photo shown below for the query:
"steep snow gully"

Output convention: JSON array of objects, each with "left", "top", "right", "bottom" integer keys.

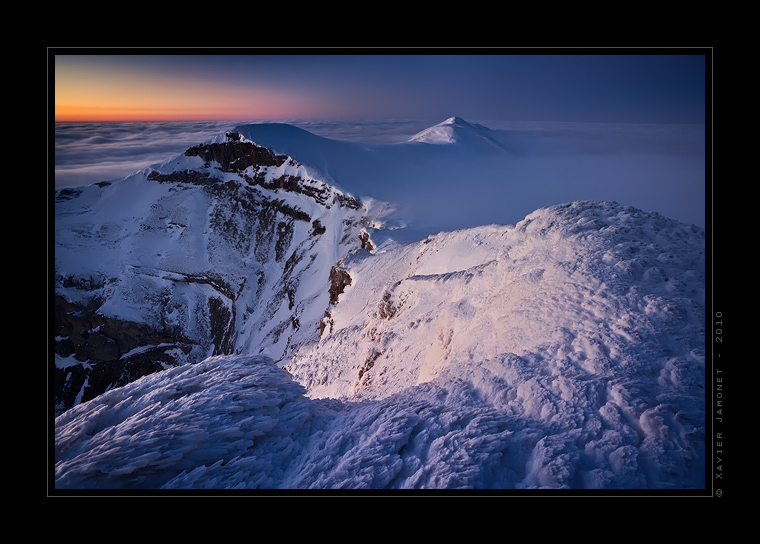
[{"left": 53, "top": 120, "right": 707, "bottom": 492}]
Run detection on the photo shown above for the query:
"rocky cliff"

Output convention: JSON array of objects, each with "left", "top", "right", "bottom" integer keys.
[{"left": 53, "top": 132, "right": 382, "bottom": 415}]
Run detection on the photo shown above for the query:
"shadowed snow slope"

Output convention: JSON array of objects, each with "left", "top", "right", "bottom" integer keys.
[{"left": 54, "top": 197, "right": 706, "bottom": 490}]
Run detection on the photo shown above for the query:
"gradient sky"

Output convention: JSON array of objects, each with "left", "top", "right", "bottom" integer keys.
[{"left": 53, "top": 51, "right": 708, "bottom": 124}]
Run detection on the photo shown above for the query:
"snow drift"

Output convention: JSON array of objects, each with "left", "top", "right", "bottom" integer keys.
[{"left": 53, "top": 119, "right": 706, "bottom": 491}]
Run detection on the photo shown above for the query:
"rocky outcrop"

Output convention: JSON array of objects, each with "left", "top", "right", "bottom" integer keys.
[
  {"left": 147, "top": 169, "right": 221, "bottom": 185},
  {"left": 149, "top": 134, "right": 362, "bottom": 210},
  {"left": 328, "top": 266, "right": 352, "bottom": 305},
  {"left": 184, "top": 133, "right": 288, "bottom": 172},
  {"left": 359, "top": 230, "right": 374, "bottom": 251}
]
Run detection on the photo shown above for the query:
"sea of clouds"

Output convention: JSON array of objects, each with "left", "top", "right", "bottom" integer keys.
[{"left": 53, "top": 118, "right": 706, "bottom": 229}]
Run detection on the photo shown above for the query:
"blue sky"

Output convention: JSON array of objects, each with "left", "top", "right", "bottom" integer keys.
[{"left": 54, "top": 51, "right": 707, "bottom": 123}]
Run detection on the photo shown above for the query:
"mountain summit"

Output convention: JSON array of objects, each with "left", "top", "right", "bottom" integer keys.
[{"left": 408, "top": 116, "right": 509, "bottom": 151}]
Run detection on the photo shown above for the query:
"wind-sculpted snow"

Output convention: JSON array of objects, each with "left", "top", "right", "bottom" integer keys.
[
  {"left": 55, "top": 354, "right": 524, "bottom": 489},
  {"left": 284, "top": 200, "right": 706, "bottom": 489},
  {"left": 54, "top": 200, "right": 705, "bottom": 490},
  {"left": 55, "top": 355, "right": 312, "bottom": 489},
  {"left": 49, "top": 353, "right": 657, "bottom": 490}
]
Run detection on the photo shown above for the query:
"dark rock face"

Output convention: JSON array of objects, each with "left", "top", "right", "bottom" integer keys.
[
  {"left": 147, "top": 169, "right": 220, "bottom": 185},
  {"left": 320, "top": 310, "right": 333, "bottom": 336},
  {"left": 54, "top": 296, "right": 195, "bottom": 363},
  {"left": 206, "top": 179, "right": 310, "bottom": 259},
  {"left": 148, "top": 134, "right": 361, "bottom": 210},
  {"left": 184, "top": 137, "right": 288, "bottom": 172},
  {"left": 55, "top": 188, "right": 83, "bottom": 202},
  {"left": 312, "top": 220, "right": 326, "bottom": 236},
  {"left": 53, "top": 295, "right": 197, "bottom": 416},
  {"left": 328, "top": 267, "right": 352, "bottom": 305},
  {"left": 359, "top": 231, "right": 374, "bottom": 251},
  {"left": 208, "top": 296, "right": 234, "bottom": 355}
]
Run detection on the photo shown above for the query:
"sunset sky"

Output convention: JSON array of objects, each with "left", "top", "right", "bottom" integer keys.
[{"left": 52, "top": 50, "right": 708, "bottom": 124}]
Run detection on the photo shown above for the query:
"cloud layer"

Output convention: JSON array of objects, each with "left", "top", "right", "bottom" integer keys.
[{"left": 53, "top": 118, "right": 706, "bottom": 229}]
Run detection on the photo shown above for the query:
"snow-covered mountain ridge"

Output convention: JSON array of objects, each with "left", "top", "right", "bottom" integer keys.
[
  {"left": 53, "top": 120, "right": 706, "bottom": 491},
  {"left": 288, "top": 200, "right": 705, "bottom": 404},
  {"left": 54, "top": 130, "right": 387, "bottom": 415}
]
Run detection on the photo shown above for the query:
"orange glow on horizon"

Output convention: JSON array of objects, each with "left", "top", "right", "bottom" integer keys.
[
  {"left": 54, "top": 57, "right": 329, "bottom": 122},
  {"left": 54, "top": 105, "right": 301, "bottom": 123},
  {"left": 53, "top": 93, "right": 332, "bottom": 121}
]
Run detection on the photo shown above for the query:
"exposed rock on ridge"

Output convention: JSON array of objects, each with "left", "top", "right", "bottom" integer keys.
[
  {"left": 328, "top": 266, "right": 352, "bottom": 305},
  {"left": 54, "top": 295, "right": 198, "bottom": 410},
  {"left": 185, "top": 132, "right": 289, "bottom": 171},
  {"left": 148, "top": 132, "right": 361, "bottom": 210}
]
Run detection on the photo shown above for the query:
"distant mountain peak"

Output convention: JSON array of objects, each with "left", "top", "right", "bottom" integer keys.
[
  {"left": 409, "top": 117, "right": 507, "bottom": 151},
  {"left": 441, "top": 116, "right": 469, "bottom": 125}
]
